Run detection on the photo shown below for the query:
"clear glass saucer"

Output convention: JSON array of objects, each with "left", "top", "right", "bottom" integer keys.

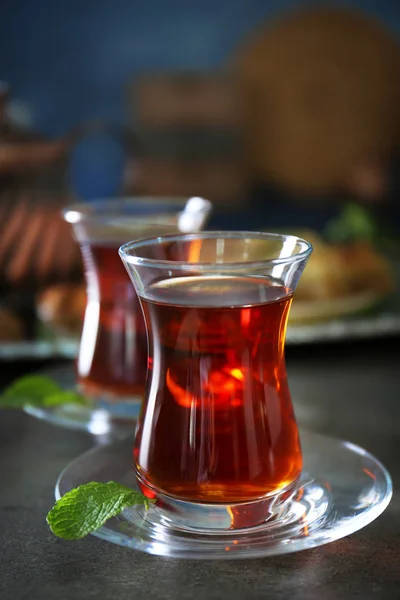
[
  {"left": 55, "top": 430, "right": 392, "bottom": 559},
  {"left": 24, "top": 364, "right": 138, "bottom": 435}
]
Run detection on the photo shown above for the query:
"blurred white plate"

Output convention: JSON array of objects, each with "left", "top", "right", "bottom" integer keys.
[
  {"left": 0, "top": 337, "right": 78, "bottom": 360},
  {"left": 0, "top": 294, "right": 399, "bottom": 359}
]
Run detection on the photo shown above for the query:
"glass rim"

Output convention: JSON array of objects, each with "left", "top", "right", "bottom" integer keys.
[
  {"left": 119, "top": 230, "right": 313, "bottom": 271},
  {"left": 63, "top": 196, "right": 206, "bottom": 224}
]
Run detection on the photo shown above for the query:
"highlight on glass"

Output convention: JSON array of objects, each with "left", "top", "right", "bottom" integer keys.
[
  {"left": 63, "top": 197, "right": 212, "bottom": 418},
  {"left": 119, "top": 231, "right": 312, "bottom": 529}
]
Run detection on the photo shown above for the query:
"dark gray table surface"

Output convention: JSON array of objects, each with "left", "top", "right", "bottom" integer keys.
[{"left": 0, "top": 340, "right": 399, "bottom": 600}]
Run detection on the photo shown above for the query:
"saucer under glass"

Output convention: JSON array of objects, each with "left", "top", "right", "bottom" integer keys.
[
  {"left": 24, "top": 364, "right": 136, "bottom": 435},
  {"left": 55, "top": 430, "right": 392, "bottom": 559}
]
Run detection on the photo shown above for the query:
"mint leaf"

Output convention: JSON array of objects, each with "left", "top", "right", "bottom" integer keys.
[
  {"left": 42, "top": 391, "right": 88, "bottom": 407},
  {"left": 1, "top": 375, "right": 61, "bottom": 408},
  {"left": 325, "top": 203, "right": 378, "bottom": 243},
  {"left": 47, "top": 481, "right": 155, "bottom": 539},
  {"left": 0, "top": 375, "right": 88, "bottom": 408},
  {"left": 3, "top": 374, "right": 60, "bottom": 400}
]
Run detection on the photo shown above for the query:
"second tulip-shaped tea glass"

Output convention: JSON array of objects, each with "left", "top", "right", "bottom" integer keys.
[
  {"left": 64, "top": 197, "right": 211, "bottom": 422},
  {"left": 120, "top": 231, "right": 312, "bottom": 530}
]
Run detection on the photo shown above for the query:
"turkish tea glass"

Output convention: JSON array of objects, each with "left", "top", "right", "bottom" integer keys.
[
  {"left": 63, "top": 197, "right": 211, "bottom": 420},
  {"left": 119, "top": 231, "right": 312, "bottom": 530}
]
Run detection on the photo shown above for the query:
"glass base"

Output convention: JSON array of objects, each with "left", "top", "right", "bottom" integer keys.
[
  {"left": 55, "top": 430, "right": 392, "bottom": 559},
  {"left": 23, "top": 364, "right": 139, "bottom": 435},
  {"left": 137, "top": 474, "right": 299, "bottom": 530}
]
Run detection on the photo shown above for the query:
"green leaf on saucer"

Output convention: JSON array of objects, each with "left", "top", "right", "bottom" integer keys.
[
  {"left": 0, "top": 375, "right": 88, "bottom": 409},
  {"left": 47, "top": 481, "right": 155, "bottom": 540},
  {"left": 42, "top": 390, "right": 88, "bottom": 407}
]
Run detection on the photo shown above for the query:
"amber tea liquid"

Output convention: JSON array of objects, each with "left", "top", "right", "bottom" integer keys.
[
  {"left": 135, "top": 275, "right": 302, "bottom": 504},
  {"left": 78, "top": 242, "right": 147, "bottom": 399}
]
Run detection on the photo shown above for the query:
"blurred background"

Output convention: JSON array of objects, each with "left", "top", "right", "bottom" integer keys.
[{"left": 0, "top": 0, "right": 399, "bottom": 348}]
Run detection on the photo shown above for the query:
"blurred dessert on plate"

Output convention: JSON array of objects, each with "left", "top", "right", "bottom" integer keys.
[
  {"left": 289, "top": 231, "right": 394, "bottom": 324},
  {"left": 36, "top": 283, "right": 86, "bottom": 339}
]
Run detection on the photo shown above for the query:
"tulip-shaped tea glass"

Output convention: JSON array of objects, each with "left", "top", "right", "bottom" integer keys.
[
  {"left": 63, "top": 197, "right": 211, "bottom": 424},
  {"left": 119, "top": 231, "right": 312, "bottom": 530}
]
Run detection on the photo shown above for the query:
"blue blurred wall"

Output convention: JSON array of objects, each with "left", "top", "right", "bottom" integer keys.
[{"left": 0, "top": 0, "right": 399, "bottom": 136}]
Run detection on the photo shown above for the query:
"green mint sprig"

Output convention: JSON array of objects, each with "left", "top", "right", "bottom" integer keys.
[
  {"left": 0, "top": 375, "right": 88, "bottom": 409},
  {"left": 324, "top": 203, "right": 378, "bottom": 243},
  {"left": 47, "top": 481, "right": 155, "bottom": 539}
]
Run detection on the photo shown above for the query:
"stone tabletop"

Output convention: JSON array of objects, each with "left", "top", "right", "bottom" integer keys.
[{"left": 0, "top": 340, "right": 399, "bottom": 600}]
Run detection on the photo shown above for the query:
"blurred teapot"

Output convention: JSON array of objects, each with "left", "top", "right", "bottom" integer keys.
[
  {"left": 0, "top": 83, "right": 134, "bottom": 181},
  {"left": 0, "top": 84, "right": 137, "bottom": 292},
  {"left": 0, "top": 82, "right": 72, "bottom": 177}
]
